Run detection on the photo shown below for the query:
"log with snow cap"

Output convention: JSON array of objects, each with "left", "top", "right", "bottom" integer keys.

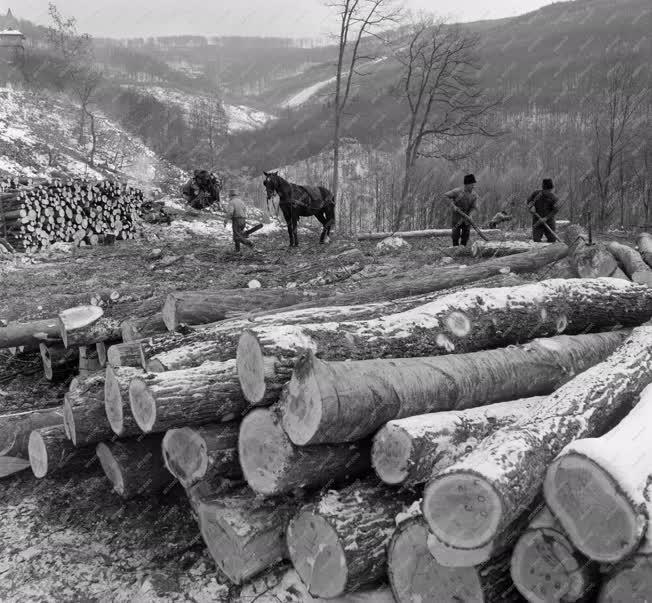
[
  {"left": 544, "top": 383, "right": 652, "bottom": 563},
  {"left": 282, "top": 330, "right": 626, "bottom": 447},
  {"left": 421, "top": 324, "right": 652, "bottom": 567},
  {"left": 239, "top": 278, "right": 652, "bottom": 409},
  {"left": 471, "top": 240, "right": 551, "bottom": 258},
  {"left": 607, "top": 241, "right": 652, "bottom": 287}
]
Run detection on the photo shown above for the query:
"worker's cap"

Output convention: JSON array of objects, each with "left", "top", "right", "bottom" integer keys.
[
  {"left": 542, "top": 178, "right": 554, "bottom": 190},
  {"left": 228, "top": 188, "right": 239, "bottom": 197},
  {"left": 463, "top": 174, "right": 476, "bottom": 185}
]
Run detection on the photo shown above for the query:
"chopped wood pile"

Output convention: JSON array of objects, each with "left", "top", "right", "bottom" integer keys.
[
  {"left": 0, "top": 177, "right": 144, "bottom": 252},
  {"left": 2, "top": 224, "right": 652, "bottom": 600}
]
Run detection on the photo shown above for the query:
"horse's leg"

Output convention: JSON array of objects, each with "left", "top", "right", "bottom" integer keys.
[
  {"left": 315, "top": 211, "right": 328, "bottom": 243},
  {"left": 292, "top": 209, "right": 299, "bottom": 247},
  {"left": 283, "top": 207, "right": 293, "bottom": 248}
]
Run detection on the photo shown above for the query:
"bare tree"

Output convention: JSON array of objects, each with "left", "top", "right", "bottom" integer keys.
[
  {"left": 394, "top": 16, "right": 502, "bottom": 228},
  {"left": 327, "top": 0, "right": 401, "bottom": 203}
]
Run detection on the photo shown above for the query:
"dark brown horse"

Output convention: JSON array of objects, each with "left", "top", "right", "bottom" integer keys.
[{"left": 263, "top": 171, "right": 335, "bottom": 247}]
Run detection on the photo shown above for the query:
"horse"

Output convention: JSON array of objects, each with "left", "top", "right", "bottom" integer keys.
[{"left": 263, "top": 171, "right": 335, "bottom": 247}]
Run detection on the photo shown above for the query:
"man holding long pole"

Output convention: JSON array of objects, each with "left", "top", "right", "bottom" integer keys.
[
  {"left": 443, "top": 174, "right": 480, "bottom": 247},
  {"left": 526, "top": 178, "right": 560, "bottom": 242}
]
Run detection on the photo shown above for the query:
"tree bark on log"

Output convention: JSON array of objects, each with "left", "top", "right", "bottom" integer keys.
[
  {"left": 95, "top": 435, "right": 174, "bottom": 499},
  {"left": 161, "top": 288, "right": 319, "bottom": 331},
  {"left": 63, "top": 374, "right": 113, "bottom": 446},
  {"left": 28, "top": 425, "right": 96, "bottom": 478},
  {"left": 421, "top": 325, "right": 652, "bottom": 566},
  {"left": 282, "top": 330, "right": 626, "bottom": 446},
  {"left": 39, "top": 342, "right": 78, "bottom": 382},
  {"left": 372, "top": 396, "right": 547, "bottom": 487},
  {"left": 107, "top": 341, "right": 143, "bottom": 367},
  {"left": 637, "top": 232, "right": 652, "bottom": 269},
  {"left": 544, "top": 383, "right": 652, "bottom": 563},
  {"left": 57, "top": 306, "right": 104, "bottom": 347},
  {"left": 240, "top": 278, "right": 649, "bottom": 408},
  {"left": 187, "top": 480, "right": 299, "bottom": 585},
  {"left": 510, "top": 507, "right": 599, "bottom": 603},
  {"left": 607, "top": 241, "right": 652, "bottom": 287},
  {"left": 357, "top": 228, "right": 501, "bottom": 241},
  {"left": 0, "top": 408, "right": 63, "bottom": 477},
  {"left": 561, "top": 225, "right": 628, "bottom": 280},
  {"left": 120, "top": 313, "right": 167, "bottom": 342},
  {"left": 78, "top": 345, "right": 102, "bottom": 377},
  {"left": 388, "top": 514, "right": 520, "bottom": 603},
  {"left": 286, "top": 478, "right": 411, "bottom": 598},
  {"left": 0, "top": 318, "right": 60, "bottom": 349},
  {"left": 161, "top": 422, "right": 241, "bottom": 488},
  {"left": 128, "top": 360, "right": 248, "bottom": 434},
  {"left": 471, "top": 240, "right": 550, "bottom": 258},
  {"left": 59, "top": 311, "right": 122, "bottom": 348},
  {"left": 238, "top": 406, "right": 371, "bottom": 496},
  {"left": 104, "top": 365, "right": 145, "bottom": 437}
]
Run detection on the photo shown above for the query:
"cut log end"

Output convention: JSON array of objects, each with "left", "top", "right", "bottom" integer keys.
[
  {"left": 161, "top": 296, "right": 179, "bottom": 331},
  {"left": 129, "top": 377, "right": 156, "bottom": 433},
  {"left": 96, "top": 442, "right": 125, "bottom": 496},
  {"left": 58, "top": 305, "right": 104, "bottom": 348},
  {"left": 104, "top": 365, "right": 126, "bottom": 435},
  {"left": 371, "top": 423, "right": 412, "bottom": 485},
  {"left": 27, "top": 430, "right": 49, "bottom": 478},
  {"left": 599, "top": 559, "right": 652, "bottom": 603},
  {"left": 287, "top": 511, "right": 348, "bottom": 598},
  {"left": 423, "top": 472, "right": 502, "bottom": 549},
  {"left": 544, "top": 453, "right": 644, "bottom": 562},
  {"left": 236, "top": 329, "right": 267, "bottom": 404},
  {"left": 62, "top": 395, "right": 75, "bottom": 444},
  {"left": 162, "top": 427, "right": 208, "bottom": 487}
]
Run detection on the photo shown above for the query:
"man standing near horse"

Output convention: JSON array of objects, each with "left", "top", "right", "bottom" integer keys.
[
  {"left": 223, "top": 188, "right": 256, "bottom": 253},
  {"left": 182, "top": 169, "right": 223, "bottom": 210},
  {"left": 443, "top": 174, "right": 479, "bottom": 246},
  {"left": 526, "top": 178, "right": 559, "bottom": 242}
]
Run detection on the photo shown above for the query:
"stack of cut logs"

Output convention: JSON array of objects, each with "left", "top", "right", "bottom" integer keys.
[
  {"left": 2, "top": 225, "right": 652, "bottom": 601},
  {"left": 0, "top": 176, "right": 144, "bottom": 252}
]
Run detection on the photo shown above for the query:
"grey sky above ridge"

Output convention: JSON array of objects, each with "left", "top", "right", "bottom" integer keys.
[{"left": 6, "top": 0, "right": 561, "bottom": 38}]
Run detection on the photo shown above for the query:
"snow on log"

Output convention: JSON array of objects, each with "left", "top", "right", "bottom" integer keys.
[
  {"left": 58, "top": 306, "right": 121, "bottom": 348},
  {"left": 283, "top": 331, "right": 625, "bottom": 446},
  {"left": 388, "top": 513, "right": 518, "bottom": 603},
  {"left": 421, "top": 324, "right": 652, "bottom": 566},
  {"left": 373, "top": 396, "right": 546, "bottom": 487},
  {"left": 187, "top": 479, "right": 299, "bottom": 585},
  {"left": 286, "top": 478, "right": 412, "bottom": 598},
  {"left": 607, "top": 241, "right": 652, "bottom": 287},
  {"left": 28, "top": 425, "right": 96, "bottom": 478},
  {"left": 510, "top": 507, "right": 599, "bottom": 603},
  {"left": 104, "top": 365, "right": 145, "bottom": 437},
  {"left": 128, "top": 360, "right": 248, "bottom": 434},
  {"left": 120, "top": 313, "right": 167, "bottom": 342},
  {"left": 106, "top": 341, "right": 143, "bottom": 367},
  {"left": 637, "top": 232, "right": 652, "bottom": 269},
  {"left": 161, "top": 422, "right": 240, "bottom": 488},
  {"left": 161, "top": 288, "right": 318, "bottom": 331},
  {"left": 96, "top": 435, "right": 174, "bottom": 499},
  {"left": 238, "top": 407, "right": 370, "bottom": 496},
  {"left": 62, "top": 374, "right": 112, "bottom": 446},
  {"left": 471, "top": 240, "right": 550, "bottom": 258},
  {"left": 561, "top": 225, "right": 628, "bottom": 280},
  {"left": 0, "top": 408, "right": 63, "bottom": 477},
  {"left": 357, "top": 228, "right": 501, "bottom": 241},
  {"left": 242, "top": 278, "right": 650, "bottom": 409},
  {"left": 39, "top": 342, "right": 78, "bottom": 382},
  {"left": 0, "top": 317, "right": 60, "bottom": 349},
  {"left": 544, "top": 383, "right": 652, "bottom": 563}
]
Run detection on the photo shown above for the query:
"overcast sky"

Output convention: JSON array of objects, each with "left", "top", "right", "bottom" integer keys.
[{"left": 8, "top": 0, "right": 560, "bottom": 38}]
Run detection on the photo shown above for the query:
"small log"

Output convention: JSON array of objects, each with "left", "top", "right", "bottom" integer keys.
[
  {"left": 544, "top": 382, "right": 652, "bottom": 563},
  {"left": 120, "top": 313, "right": 167, "bottom": 342},
  {"left": 422, "top": 325, "right": 652, "bottom": 565},
  {"left": 637, "top": 232, "right": 652, "bottom": 268},
  {"left": 511, "top": 507, "right": 599, "bottom": 603},
  {"left": 607, "top": 241, "right": 652, "bottom": 287},
  {"left": 161, "top": 422, "right": 240, "bottom": 488},
  {"left": 57, "top": 305, "right": 104, "bottom": 347},
  {"left": 357, "top": 228, "right": 501, "bottom": 241},
  {"left": 373, "top": 396, "right": 546, "bottom": 487},
  {"left": 0, "top": 317, "right": 60, "bottom": 349},
  {"left": 287, "top": 478, "right": 411, "bottom": 598},
  {"left": 471, "top": 240, "right": 550, "bottom": 258},
  {"left": 39, "top": 342, "right": 78, "bottom": 382},
  {"left": 95, "top": 435, "right": 174, "bottom": 499},
  {"left": 282, "top": 331, "right": 626, "bottom": 446},
  {"left": 95, "top": 341, "right": 107, "bottom": 368},
  {"left": 62, "top": 374, "right": 112, "bottom": 446},
  {"left": 106, "top": 341, "right": 143, "bottom": 367},
  {"left": 128, "top": 360, "right": 248, "bottom": 434},
  {"left": 238, "top": 407, "right": 370, "bottom": 496},
  {"left": 104, "top": 365, "right": 145, "bottom": 437},
  {"left": 78, "top": 345, "right": 102, "bottom": 376},
  {"left": 599, "top": 552, "right": 652, "bottom": 602},
  {"left": 28, "top": 425, "right": 96, "bottom": 478}
]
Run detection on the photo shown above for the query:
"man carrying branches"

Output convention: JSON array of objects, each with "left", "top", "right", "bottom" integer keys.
[{"left": 444, "top": 174, "right": 479, "bottom": 246}]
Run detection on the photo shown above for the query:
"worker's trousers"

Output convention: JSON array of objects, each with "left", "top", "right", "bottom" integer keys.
[
  {"left": 232, "top": 218, "right": 253, "bottom": 252},
  {"left": 452, "top": 222, "right": 471, "bottom": 246}
]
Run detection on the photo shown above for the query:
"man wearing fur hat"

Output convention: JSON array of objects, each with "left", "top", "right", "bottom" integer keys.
[
  {"left": 444, "top": 174, "right": 479, "bottom": 246},
  {"left": 526, "top": 178, "right": 559, "bottom": 242}
]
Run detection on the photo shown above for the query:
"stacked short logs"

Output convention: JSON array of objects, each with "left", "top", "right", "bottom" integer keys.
[{"left": 0, "top": 177, "right": 144, "bottom": 252}]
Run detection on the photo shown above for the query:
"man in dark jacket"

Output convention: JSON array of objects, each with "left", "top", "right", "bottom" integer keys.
[
  {"left": 526, "top": 178, "right": 559, "bottom": 242},
  {"left": 444, "top": 174, "right": 479, "bottom": 246},
  {"left": 181, "top": 170, "right": 222, "bottom": 210}
]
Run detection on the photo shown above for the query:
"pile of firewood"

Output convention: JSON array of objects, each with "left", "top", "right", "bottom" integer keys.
[
  {"left": 0, "top": 176, "right": 144, "bottom": 252},
  {"left": 2, "top": 224, "right": 652, "bottom": 601}
]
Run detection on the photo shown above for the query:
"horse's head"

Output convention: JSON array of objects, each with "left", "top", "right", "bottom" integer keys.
[{"left": 263, "top": 171, "right": 279, "bottom": 201}]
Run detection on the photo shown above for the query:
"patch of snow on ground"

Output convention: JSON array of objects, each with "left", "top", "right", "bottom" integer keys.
[
  {"left": 225, "top": 104, "right": 275, "bottom": 131},
  {"left": 168, "top": 219, "right": 232, "bottom": 240}
]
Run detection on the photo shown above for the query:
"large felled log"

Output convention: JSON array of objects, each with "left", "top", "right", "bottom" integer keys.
[
  {"left": 238, "top": 407, "right": 370, "bottom": 496},
  {"left": 544, "top": 383, "right": 652, "bottom": 563},
  {"left": 58, "top": 306, "right": 121, "bottom": 348},
  {"left": 62, "top": 374, "right": 113, "bottom": 446},
  {"left": 0, "top": 317, "right": 60, "bottom": 349},
  {"left": 373, "top": 396, "right": 546, "bottom": 486},
  {"left": 28, "top": 425, "right": 97, "bottom": 478},
  {"left": 96, "top": 435, "right": 174, "bottom": 499},
  {"left": 0, "top": 408, "right": 63, "bottom": 477},
  {"left": 120, "top": 313, "right": 167, "bottom": 342},
  {"left": 286, "top": 478, "right": 411, "bottom": 598},
  {"left": 637, "top": 232, "right": 652, "bottom": 268},
  {"left": 161, "top": 422, "right": 240, "bottom": 488},
  {"left": 421, "top": 325, "right": 652, "bottom": 566},
  {"left": 357, "top": 228, "right": 500, "bottom": 241},
  {"left": 187, "top": 480, "right": 299, "bottom": 585},
  {"left": 561, "top": 224, "right": 628, "bottom": 279},
  {"left": 241, "top": 277, "right": 649, "bottom": 409},
  {"left": 106, "top": 341, "right": 143, "bottom": 367},
  {"left": 39, "top": 342, "right": 78, "bottom": 382},
  {"left": 128, "top": 360, "right": 248, "bottom": 434},
  {"left": 388, "top": 513, "right": 519, "bottom": 603},
  {"left": 104, "top": 365, "right": 146, "bottom": 437},
  {"left": 282, "top": 330, "right": 626, "bottom": 446},
  {"left": 607, "top": 241, "right": 652, "bottom": 287},
  {"left": 510, "top": 507, "right": 598, "bottom": 603},
  {"left": 471, "top": 240, "right": 550, "bottom": 258},
  {"left": 161, "top": 288, "right": 318, "bottom": 331}
]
